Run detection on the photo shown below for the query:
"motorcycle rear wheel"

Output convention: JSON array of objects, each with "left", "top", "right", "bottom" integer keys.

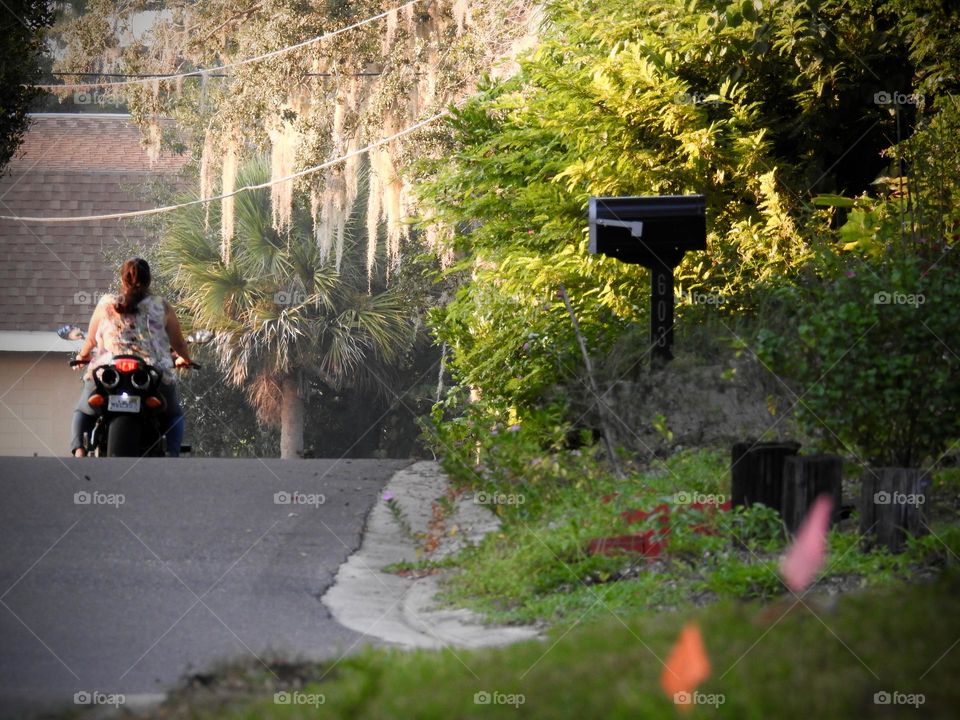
[{"left": 106, "top": 415, "right": 142, "bottom": 457}]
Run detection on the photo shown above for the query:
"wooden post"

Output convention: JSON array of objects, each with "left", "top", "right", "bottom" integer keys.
[
  {"left": 859, "top": 468, "right": 930, "bottom": 553},
  {"left": 731, "top": 440, "right": 801, "bottom": 512},
  {"left": 781, "top": 454, "right": 843, "bottom": 535}
]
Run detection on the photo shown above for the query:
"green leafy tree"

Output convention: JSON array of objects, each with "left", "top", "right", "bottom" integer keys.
[
  {"left": 161, "top": 157, "right": 412, "bottom": 458},
  {"left": 0, "top": 0, "right": 54, "bottom": 175},
  {"left": 414, "top": 0, "right": 954, "bottom": 420}
]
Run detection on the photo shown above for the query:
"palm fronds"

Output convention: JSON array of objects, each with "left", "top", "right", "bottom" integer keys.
[{"left": 159, "top": 155, "right": 414, "bottom": 426}]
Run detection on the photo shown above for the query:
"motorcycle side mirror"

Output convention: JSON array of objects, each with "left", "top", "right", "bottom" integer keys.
[
  {"left": 57, "top": 324, "right": 86, "bottom": 341},
  {"left": 186, "top": 329, "right": 215, "bottom": 345}
]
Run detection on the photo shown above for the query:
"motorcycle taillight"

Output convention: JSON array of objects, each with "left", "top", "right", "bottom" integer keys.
[{"left": 114, "top": 358, "right": 140, "bottom": 373}]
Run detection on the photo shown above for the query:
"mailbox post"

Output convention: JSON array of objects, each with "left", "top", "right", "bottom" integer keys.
[{"left": 588, "top": 195, "right": 707, "bottom": 366}]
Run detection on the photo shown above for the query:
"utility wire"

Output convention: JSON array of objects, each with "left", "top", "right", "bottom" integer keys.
[
  {"left": 32, "top": 0, "right": 422, "bottom": 91},
  {"left": 47, "top": 71, "right": 384, "bottom": 78},
  {"left": 0, "top": 111, "right": 448, "bottom": 224}
]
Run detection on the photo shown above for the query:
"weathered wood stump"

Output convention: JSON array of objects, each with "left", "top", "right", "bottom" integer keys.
[
  {"left": 731, "top": 440, "right": 801, "bottom": 512},
  {"left": 781, "top": 454, "right": 843, "bottom": 535},
  {"left": 859, "top": 468, "right": 930, "bottom": 553}
]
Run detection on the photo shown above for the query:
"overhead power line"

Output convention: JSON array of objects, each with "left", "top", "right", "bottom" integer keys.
[
  {"left": 32, "top": 0, "right": 422, "bottom": 91},
  {"left": 0, "top": 111, "right": 448, "bottom": 224},
  {"left": 47, "top": 71, "right": 384, "bottom": 78}
]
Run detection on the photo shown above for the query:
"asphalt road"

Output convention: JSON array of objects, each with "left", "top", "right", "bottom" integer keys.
[{"left": 0, "top": 456, "right": 409, "bottom": 719}]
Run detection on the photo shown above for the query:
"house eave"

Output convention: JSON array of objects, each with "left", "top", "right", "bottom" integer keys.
[{"left": 0, "top": 331, "right": 81, "bottom": 353}]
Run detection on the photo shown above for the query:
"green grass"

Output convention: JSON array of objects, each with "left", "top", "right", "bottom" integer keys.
[
  {"left": 422, "top": 447, "right": 960, "bottom": 625},
  {"left": 435, "top": 448, "right": 733, "bottom": 622},
  {"left": 129, "top": 573, "right": 960, "bottom": 719}
]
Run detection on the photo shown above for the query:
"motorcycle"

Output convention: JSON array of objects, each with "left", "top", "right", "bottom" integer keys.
[{"left": 58, "top": 325, "right": 214, "bottom": 457}]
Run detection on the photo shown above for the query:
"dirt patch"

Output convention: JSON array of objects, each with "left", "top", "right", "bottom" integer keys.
[{"left": 570, "top": 351, "right": 795, "bottom": 460}]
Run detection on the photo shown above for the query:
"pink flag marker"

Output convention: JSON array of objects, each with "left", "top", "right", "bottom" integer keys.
[{"left": 780, "top": 494, "right": 833, "bottom": 593}]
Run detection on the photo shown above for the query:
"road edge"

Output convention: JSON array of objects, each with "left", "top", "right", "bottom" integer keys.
[{"left": 321, "top": 461, "right": 541, "bottom": 649}]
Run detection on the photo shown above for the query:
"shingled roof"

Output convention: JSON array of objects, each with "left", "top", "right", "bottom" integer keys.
[{"left": 0, "top": 114, "right": 191, "bottom": 334}]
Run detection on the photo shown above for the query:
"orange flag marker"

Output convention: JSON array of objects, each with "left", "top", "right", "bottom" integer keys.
[
  {"left": 780, "top": 494, "right": 833, "bottom": 593},
  {"left": 660, "top": 622, "right": 711, "bottom": 709}
]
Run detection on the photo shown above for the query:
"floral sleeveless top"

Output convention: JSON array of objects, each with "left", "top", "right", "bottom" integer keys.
[{"left": 86, "top": 293, "right": 175, "bottom": 384}]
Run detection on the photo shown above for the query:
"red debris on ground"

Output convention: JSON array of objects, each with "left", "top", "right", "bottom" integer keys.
[
  {"left": 587, "top": 498, "right": 732, "bottom": 558},
  {"left": 587, "top": 530, "right": 666, "bottom": 557}
]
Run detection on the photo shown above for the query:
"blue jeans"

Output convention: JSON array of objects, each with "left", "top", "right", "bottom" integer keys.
[{"left": 71, "top": 378, "right": 184, "bottom": 456}]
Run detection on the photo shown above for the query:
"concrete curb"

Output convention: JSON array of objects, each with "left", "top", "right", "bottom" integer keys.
[{"left": 321, "top": 461, "right": 540, "bottom": 649}]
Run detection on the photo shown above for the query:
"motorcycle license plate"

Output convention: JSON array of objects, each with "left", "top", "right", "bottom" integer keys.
[{"left": 108, "top": 395, "right": 141, "bottom": 413}]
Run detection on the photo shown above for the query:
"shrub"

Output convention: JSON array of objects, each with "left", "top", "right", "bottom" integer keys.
[
  {"left": 759, "top": 94, "right": 960, "bottom": 468},
  {"left": 758, "top": 229, "right": 960, "bottom": 468}
]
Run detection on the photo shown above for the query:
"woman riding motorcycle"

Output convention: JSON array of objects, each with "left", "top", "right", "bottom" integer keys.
[{"left": 71, "top": 258, "right": 193, "bottom": 457}]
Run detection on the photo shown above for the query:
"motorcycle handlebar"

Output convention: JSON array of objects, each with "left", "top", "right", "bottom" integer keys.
[{"left": 69, "top": 358, "right": 202, "bottom": 370}]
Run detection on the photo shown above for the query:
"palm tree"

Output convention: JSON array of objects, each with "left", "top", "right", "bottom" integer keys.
[{"left": 161, "top": 157, "right": 411, "bottom": 458}]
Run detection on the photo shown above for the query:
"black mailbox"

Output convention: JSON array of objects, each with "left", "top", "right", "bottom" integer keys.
[
  {"left": 589, "top": 195, "right": 706, "bottom": 266},
  {"left": 588, "top": 195, "right": 707, "bottom": 365}
]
